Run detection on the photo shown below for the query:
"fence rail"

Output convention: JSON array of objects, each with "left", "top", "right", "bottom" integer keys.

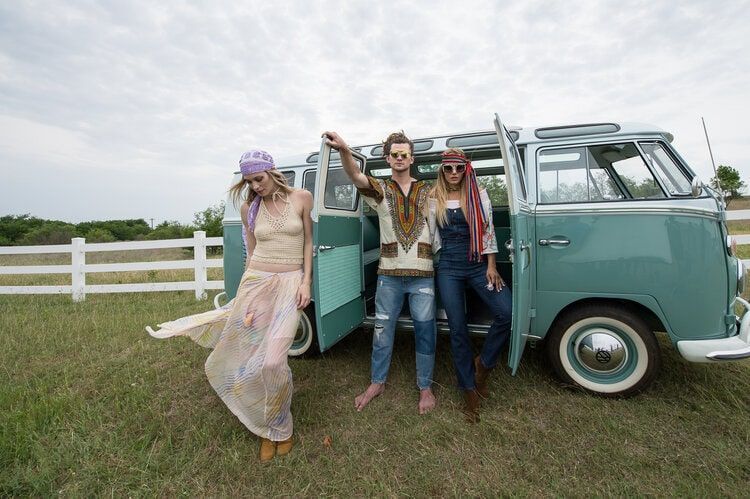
[{"left": 0, "top": 231, "right": 223, "bottom": 301}]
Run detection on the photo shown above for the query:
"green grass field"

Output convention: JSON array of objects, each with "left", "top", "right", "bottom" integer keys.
[
  {"left": 2, "top": 288, "right": 749, "bottom": 496},
  {"left": 2, "top": 239, "right": 750, "bottom": 496}
]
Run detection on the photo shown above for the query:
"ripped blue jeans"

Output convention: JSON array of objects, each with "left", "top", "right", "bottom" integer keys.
[{"left": 371, "top": 275, "right": 436, "bottom": 390}]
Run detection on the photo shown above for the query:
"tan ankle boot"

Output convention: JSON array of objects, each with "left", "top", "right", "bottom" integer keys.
[
  {"left": 276, "top": 435, "right": 293, "bottom": 456},
  {"left": 474, "top": 356, "right": 493, "bottom": 398},
  {"left": 259, "top": 437, "right": 276, "bottom": 462},
  {"left": 463, "top": 389, "right": 481, "bottom": 424}
]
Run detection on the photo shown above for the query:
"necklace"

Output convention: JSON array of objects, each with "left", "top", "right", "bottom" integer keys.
[{"left": 447, "top": 184, "right": 461, "bottom": 192}]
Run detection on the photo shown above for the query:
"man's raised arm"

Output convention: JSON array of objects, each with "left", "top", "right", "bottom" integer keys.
[{"left": 322, "top": 131, "right": 369, "bottom": 189}]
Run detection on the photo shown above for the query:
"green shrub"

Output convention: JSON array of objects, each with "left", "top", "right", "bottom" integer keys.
[
  {"left": 85, "top": 228, "right": 116, "bottom": 243},
  {"left": 20, "top": 223, "right": 78, "bottom": 245}
]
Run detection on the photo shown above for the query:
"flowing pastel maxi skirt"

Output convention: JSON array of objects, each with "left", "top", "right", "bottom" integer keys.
[{"left": 148, "top": 269, "right": 302, "bottom": 441}]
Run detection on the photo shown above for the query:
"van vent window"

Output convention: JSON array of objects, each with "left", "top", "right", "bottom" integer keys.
[
  {"left": 639, "top": 142, "right": 692, "bottom": 195},
  {"left": 446, "top": 134, "right": 498, "bottom": 148},
  {"left": 370, "top": 168, "right": 392, "bottom": 177},
  {"left": 370, "top": 140, "right": 434, "bottom": 158},
  {"left": 535, "top": 123, "right": 620, "bottom": 139},
  {"left": 307, "top": 147, "right": 361, "bottom": 164}
]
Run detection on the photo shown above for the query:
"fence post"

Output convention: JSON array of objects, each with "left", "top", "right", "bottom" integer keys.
[
  {"left": 71, "top": 237, "right": 86, "bottom": 302},
  {"left": 194, "top": 231, "right": 207, "bottom": 300}
]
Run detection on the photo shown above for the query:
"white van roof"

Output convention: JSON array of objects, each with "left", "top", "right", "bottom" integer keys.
[{"left": 274, "top": 122, "right": 672, "bottom": 168}]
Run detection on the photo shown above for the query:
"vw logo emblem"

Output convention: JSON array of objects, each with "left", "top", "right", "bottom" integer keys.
[{"left": 595, "top": 349, "right": 612, "bottom": 363}]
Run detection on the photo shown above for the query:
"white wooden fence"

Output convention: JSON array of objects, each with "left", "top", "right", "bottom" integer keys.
[{"left": 0, "top": 231, "right": 223, "bottom": 301}]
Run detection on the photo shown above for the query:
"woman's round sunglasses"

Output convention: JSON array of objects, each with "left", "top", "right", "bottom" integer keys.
[{"left": 442, "top": 164, "right": 466, "bottom": 174}]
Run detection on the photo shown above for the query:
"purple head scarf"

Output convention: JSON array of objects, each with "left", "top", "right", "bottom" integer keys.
[
  {"left": 240, "top": 149, "right": 275, "bottom": 176},
  {"left": 239, "top": 149, "right": 276, "bottom": 233}
]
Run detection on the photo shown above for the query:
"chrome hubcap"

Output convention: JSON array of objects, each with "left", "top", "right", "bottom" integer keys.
[{"left": 574, "top": 329, "right": 628, "bottom": 374}]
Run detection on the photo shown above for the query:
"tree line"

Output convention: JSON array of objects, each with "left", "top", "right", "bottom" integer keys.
[{"left": 0, "top": 203, "right": 225, "bottom": 246}]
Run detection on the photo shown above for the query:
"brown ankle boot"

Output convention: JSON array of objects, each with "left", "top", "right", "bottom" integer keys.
[
  {"left": 259, "top": 437, "right": 276, "bottom": 463},
  {"left": 474, "top": 356, "right": 493, "bottom": 398},
  {"left": 276, "top": 435, "right": 293, "bottom": 456},
  {"left": 463, "top": 389, "right": 481, "bottom": 424}
]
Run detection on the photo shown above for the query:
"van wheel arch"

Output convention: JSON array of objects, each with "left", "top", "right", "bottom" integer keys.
[
  {"left": 545, "top": 301, "right": 661, "bottom": 397},
  {"left": 288, "top": 303, "right": 319, "bottom": 357}
]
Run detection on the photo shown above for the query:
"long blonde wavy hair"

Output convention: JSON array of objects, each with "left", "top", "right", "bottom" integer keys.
[
  {"left": 429, "top": 148, "right": 468, "bottom": 227},
  {"left": 228, "top": 169, "right": 293, "bottom": 208}
]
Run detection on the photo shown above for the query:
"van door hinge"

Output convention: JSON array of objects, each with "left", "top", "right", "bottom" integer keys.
[{"left": 529, "top": 308, "right": 536, "bottom": 318}]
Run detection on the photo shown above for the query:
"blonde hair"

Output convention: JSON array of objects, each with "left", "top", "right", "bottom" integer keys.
[
  {"left": 429, "top": 148, "right": 468, "bottom": 227},
  {"left": 228, "top": 169, "right": 293, "bottom": 209}
]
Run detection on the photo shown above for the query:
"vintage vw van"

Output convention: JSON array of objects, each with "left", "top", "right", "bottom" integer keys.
[{"left": 221, "top": 116, "right": 749, "bottom": 397}]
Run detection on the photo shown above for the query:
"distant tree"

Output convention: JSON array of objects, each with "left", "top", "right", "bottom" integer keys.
[
  {"left": 145, "top": 221, "right": 193, "bottom": 240},
  {"left": 20, "top": 223, "right": 78, "bottom": 245},
  {"left": 193, "top": 202, "right": 224, "bottom": 238},
  {"left": 0, "top": 214, "right": 47, "bottom": 244},
  {"left": 620, "top": 176, "right": 663, "bottom": 199},
  {"left": 478, "top": 176, "right": 508, "bottom": 206},
  {"left": 711, "top": 165, "right": 746, "bottom": 206},
  {"left": 193, "top": 202, "right": 224, "bottom": 254},
  {"left": 76, "top": 219, "right": 151, "bottom": 241}
]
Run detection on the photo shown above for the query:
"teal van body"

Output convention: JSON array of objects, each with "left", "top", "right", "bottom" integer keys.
[{"left": 220, "top": 118, "right": 749, "bottom": 396}]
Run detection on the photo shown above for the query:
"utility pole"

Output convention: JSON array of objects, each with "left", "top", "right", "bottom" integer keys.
[{"left": 150, "top": 218, "right": 154, "bottom": 229}]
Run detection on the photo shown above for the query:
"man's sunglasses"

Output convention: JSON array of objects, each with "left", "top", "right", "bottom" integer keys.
[
  {"left": 442, "top": 164, "right": 466, "bottom": 174},
  {"left": 389, "top": 151, "right": 412, "bottom": 160}
]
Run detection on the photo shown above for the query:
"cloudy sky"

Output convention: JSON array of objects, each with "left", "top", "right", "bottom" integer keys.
[{"left": 1, "top": 0, "right": 748, "bottom": 224}]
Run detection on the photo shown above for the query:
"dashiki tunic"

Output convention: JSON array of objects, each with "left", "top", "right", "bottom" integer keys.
[{"left": 358, "top": 176, "right": 433, "bottom": 277}]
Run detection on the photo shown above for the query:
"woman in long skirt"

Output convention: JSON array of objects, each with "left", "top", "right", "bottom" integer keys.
[{"left": 147, "top": 149, "right": 313, "bottom": 462}]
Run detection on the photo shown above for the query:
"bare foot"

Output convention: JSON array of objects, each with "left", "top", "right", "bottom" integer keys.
[
  {"left": 354, "top": 383, "right": 385, "bottom": 412},
  {"left": 418, "top": 388, "right": 436, "bottom": 415}
]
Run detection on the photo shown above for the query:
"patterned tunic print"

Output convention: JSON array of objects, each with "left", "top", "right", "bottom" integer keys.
[
  {"left": 383, "top": 180, "right": 430, "bottom": 253},
  {"left": 357, "top": 176, "right": 434, "bottom": 277}
]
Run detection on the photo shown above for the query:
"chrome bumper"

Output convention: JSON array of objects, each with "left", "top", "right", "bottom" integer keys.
[{"left": 677, "top": 297, "right": 750, "bottom": 362}]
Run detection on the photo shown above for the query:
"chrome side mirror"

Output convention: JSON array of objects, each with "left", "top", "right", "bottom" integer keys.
[{"left": 691, "top": 176, "right": 703, "bottom": 198}]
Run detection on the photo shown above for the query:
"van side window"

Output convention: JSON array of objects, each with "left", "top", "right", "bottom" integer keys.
[
  {"left": 639, "top": 142, "right": 692, "bottom": 195},
  {"left": 538, "top": 143, "right": 665, "bottom": 203},
  {"left": 324, "top": 167, "right": 358, "bottom": 211},
  {"left": 283, "top": 171, "right": 295, "bottom": 186},
  {"left": 303, "top": 169, "right": 316, "bottom": 194}
]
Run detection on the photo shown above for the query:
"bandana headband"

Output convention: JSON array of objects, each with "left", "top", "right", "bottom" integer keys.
[
  {"left": 441, "top": 151, "right": 488, "bottom": 262},
  {"left": 239, "top": 149, "right": 275, "bottom": 176},
  {"left": 239, "top": 149, "right": 275, "bottom": 232},
  {"left": 441, "top": 153, "right": 468, "bottom": 165}
]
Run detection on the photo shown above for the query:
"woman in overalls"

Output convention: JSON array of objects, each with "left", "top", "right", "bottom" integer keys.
[{"left": 428, "top": 148, "right": 512, "bottom": 423}]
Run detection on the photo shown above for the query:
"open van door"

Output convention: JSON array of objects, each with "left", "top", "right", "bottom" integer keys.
[
  {"left": 493, "top": 114, "right": 533, "bottom": 374},
  {"left": 312, "top": 142, "right": 367, "bottom": 352}
]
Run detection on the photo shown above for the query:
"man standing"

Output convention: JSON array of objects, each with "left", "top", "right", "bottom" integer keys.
[{"left": 324, "top": 130, "right": 437, "bottom": 415}]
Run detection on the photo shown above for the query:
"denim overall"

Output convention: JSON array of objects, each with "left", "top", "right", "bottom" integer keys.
[{"left": 436, "top": 206, "right": 512, "bottom": 391}]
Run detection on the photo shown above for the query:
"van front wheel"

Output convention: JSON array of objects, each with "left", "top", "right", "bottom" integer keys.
[
  {"left": 288, "top": 306, "right": 318, "bottom": 357},
  {"left": 546, "top": 304, "right": 661, "bottom": 397}
]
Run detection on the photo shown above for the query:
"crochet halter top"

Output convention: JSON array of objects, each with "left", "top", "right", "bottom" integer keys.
[{"left": 250, "top": 195, "right": 304, "bottom": 265}]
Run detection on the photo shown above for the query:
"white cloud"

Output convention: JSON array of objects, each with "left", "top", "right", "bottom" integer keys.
[{"left": 1, "top": 0, "right": 749, "bottom": 223}]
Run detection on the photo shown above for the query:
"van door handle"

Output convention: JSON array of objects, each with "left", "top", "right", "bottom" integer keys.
[
  {"left": 539, "top": 238, "right": 570, "bottom": 246},
  {"left": 520, "top": 241, "right": 531, "bottom": 270},
  {"left": 318, "top": 245, "right": 336, "bottom": 252}
]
